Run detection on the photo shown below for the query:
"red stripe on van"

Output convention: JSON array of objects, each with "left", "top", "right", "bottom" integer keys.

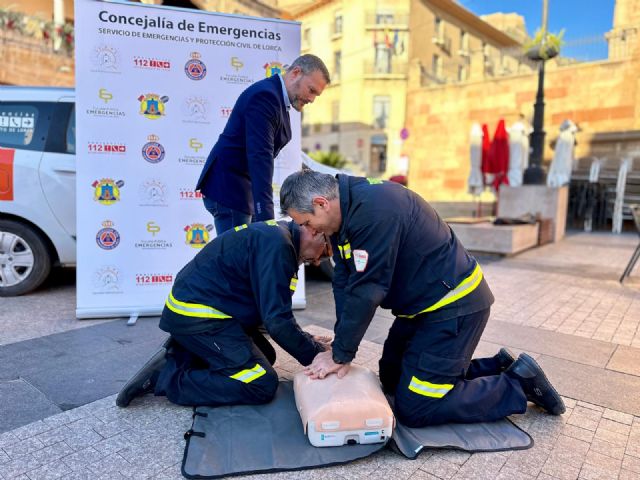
[{"left": 0, "top": 148, "right": 15, "bottom": 201}]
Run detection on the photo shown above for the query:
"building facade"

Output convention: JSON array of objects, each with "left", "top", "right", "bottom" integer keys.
[
  {"left": 403, "top": 0, "right": 640, "bottom": 202},
  {"left": 0, "top": 0, "right": 281, "bottom": 87},
  {"left": 293, "top": 0, "right": 524, "bottom": 177}
]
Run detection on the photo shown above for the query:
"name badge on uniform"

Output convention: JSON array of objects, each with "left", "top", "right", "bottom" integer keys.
[{"left": 353, "top": 250, "right": 369, "bottom": 272}]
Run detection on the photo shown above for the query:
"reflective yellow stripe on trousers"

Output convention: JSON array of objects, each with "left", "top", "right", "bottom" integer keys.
[
  {"left": 230, "top": 363, "right": 267, "bottom": 383},
  {"left": 165, "top": 291, "right": 232, "bottom": 319},
  {"left": 408, "top": 376, "right": 454, "bottom": 398},
  {"left": 398, "top": 263, "right": 483, "bottom": 318},
  {"left": 290, "top": 277, "right": 298, "bottom": 293}
]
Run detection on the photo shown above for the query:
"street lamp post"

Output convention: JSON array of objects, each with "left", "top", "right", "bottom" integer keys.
[{"left": 523, "top": 0, "right": 550, "bottom": 184}]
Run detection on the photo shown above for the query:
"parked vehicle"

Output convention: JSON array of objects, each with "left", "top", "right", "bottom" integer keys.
[
  {"left": 0, "top": 87, "right": 339, "bottom": 296},
  {"left": 0, "top": 87, "right": 75, "bottom": 296}
]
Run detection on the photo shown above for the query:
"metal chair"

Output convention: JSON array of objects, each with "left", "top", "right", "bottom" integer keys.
[{"left": 620, "top": 204, "right": 640, "bottom": 283}]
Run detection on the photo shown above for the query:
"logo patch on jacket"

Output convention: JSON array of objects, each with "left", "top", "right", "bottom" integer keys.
[{"left": 353, "top": 250, "right": 369, "bottom": 272}]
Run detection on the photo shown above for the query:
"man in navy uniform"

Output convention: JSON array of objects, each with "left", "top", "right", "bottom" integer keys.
[
  {"left": 279, "top": 170, "right": 565, "bottom": 427},
  {"left": 116, "top": 221, "right": 330, "bottom": 407},
  {"left": 196, "top": 54, "right": 330, "bottom": 234}
]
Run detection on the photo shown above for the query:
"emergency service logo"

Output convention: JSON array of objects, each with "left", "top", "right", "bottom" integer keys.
[
  {"left": 184, "top": 52, "right": 207, "bottom": 80},
  {"left": 231, "top": 56, "right": 243, "bottom": 71},
  {"left": 178, "top": 187, "right": 203, "bottom": 200},
  {"left": 0, "top": 111, "right": 35, "bottom": 135},
  {"left": 92, "top": 178, "right": 124, "bottom": 205},
  {"left": 86, "top": 88, "right": 126, "bottom": 118},
  {"left": 138, "top": 93, "right": 169, "bottom": 119},
  {"left": 141, "top": 134, "right": 165, "bottom": 163},
  {"left": 181, "top": 95, "right": 210, "bottom": 124},
  {"left": 177, "top": 138, "right": 206, "bottom": 166},
  {"left": 87, "top": 141, "right": 126, "bottom": 155},
  {"left": 134, "top": 221, "right": 173, "bottom": 250},
  {"left": 219, "top": 57, "right": 252, "bottom": 85},
  {"left": 138, "top": 179, "right": 169, "bottom": 207},
  {"left": 91, "top": 45, "right": 120, "bottom": 73},
  {"left": 133, "top": 56, "right": 171, "bottom": 71},
  {"left": 96, "top": 220, "right": 121, "bottom": 250},
  {"left": 135, "top": 273, "right": 174, "bottom": 286},
  {"left": 184, "top": 223, "right": 213, "bottom": 248},
  {"left": 92, "top": 265, "right": 122, "bottom": 293},
  {"left": 264, "top": 61, "right": 285, "bottom": 78}
]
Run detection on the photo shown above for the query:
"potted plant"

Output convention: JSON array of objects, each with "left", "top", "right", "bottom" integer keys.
[{"left": 524, "top": 29, "right": 564, "bottom": 61}]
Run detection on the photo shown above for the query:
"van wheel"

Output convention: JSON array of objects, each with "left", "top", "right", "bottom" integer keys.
[{"left": 0, "top": 220, "right": 52, "bottom": 296}]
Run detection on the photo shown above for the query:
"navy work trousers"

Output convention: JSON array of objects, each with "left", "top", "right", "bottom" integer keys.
[
  {"left": 379, "top": 308, "right": 527, "bottom": 427},
  {"left": 203, "top": 197, "right": 253, "bottom": 235},
  {"left": 155, "top": 321, "right": 278, "bottom": 407}
]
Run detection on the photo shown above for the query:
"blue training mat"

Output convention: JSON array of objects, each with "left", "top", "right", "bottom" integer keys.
[{"left": 182, "top": 381, "right": 533, "bottom": 479}]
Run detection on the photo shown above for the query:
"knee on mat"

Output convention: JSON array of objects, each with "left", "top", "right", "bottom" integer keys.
[
  {"left": 245, "top": 370, "right": 278, "bottom": 404},
  {"left": 395, "top": 406, "right": 427, "bottom": 428},
  {"left": 394, "top": 395, "right": 440, "bottom": 428}
]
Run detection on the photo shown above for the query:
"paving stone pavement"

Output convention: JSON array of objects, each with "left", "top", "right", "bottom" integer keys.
[
  {"left": 1, "top": 326, "right": 640, "bottom": 480},
  {"left": 1, "top": 231, "right": 640, "bottom": 479}
]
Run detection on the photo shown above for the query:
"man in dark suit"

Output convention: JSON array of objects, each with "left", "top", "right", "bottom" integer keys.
[{"left": 196, "top": 54, "right": 330, "bottom": 234}]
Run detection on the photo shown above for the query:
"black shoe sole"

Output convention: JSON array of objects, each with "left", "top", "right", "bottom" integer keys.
[
  {"left": 116, "top": 347, "right": 167, "bottom": 408},
  {"left": 519, "top": 353, "right": 566, "bottom": 415}
]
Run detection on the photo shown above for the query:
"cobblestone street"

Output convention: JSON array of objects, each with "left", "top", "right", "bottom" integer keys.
[{"left": 1, "top": 232, "right": 639, "bottom": 479}]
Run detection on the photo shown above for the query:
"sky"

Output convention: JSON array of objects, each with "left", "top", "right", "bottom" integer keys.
[{"left": 457, "top": 0, "right": 616, "bottom": 60}]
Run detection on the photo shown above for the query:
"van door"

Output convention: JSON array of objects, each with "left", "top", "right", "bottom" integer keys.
[
  {"left": 0, "top": 102, "right": 48, "bottom": 211},
  {"left": 39, "top": 101, "right": 76, "bottom": 237}
]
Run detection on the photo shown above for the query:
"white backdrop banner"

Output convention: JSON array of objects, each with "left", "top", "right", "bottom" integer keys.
[{"left": 75, "top": 0, "right": 303, "bottom": 319}]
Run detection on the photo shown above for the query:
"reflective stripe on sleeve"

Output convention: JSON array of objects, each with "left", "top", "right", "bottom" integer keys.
[
  {"left": 408, "top": 376, "right": 454, "bottom": 398},
  {"left": 165, "top": 291, "right": 232, "bottom": 319},
  {"left": 230, "top": 363, "right": 267, "bottom": 383},
  {"left": 398, "top": 263, "right": 483, "bottom": 318},
  {"left": 234, "top": 224, "right": 248, "bottom": 231},
  {"left": 338, "top": 242, "right": 351, "bottom": 260}
]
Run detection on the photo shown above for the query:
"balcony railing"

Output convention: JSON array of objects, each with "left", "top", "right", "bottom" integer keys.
[
  {"left": 364, "top": 60, "right": 408, "bottom": 76},
  {"left": 365, "top": 12, "right": 409, "bottom": 27},
  {"left": 0, "top": 9, "right": 74, "bottom": 57},
  {"left": 432, "top": 35, "right": 452, "bottom": 54},
  {"left": 420, "top": 70, "right": 447, "bottom": 87}
]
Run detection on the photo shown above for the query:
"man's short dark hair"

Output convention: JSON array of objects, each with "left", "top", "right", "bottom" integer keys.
[
  {"left": 288, "top": 54, "right": 331, "bottom": 84},
  {"left": 280, "top": 168, "right": 338, "bottom": 215}
]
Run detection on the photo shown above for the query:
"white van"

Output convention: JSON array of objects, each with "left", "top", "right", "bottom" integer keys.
[
  {"left": 0, "top": 87, "right": 339, "bottom": 296},
  {"left": 0, "top": 87, "right": 76, "bottom": 296}
]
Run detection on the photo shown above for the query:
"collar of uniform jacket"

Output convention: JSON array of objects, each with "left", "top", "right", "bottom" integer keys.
[
  {"left": 277, "top": 73, "right": 291, "bottom": 111},
  {"left": 285, "top": 220, "right": 301, "bottom": 259},
  {"left": 336, "top": 174, "right": 352, "bottom": 242}
]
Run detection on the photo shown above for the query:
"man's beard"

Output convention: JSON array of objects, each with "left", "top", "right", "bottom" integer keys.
[{"left": 291, "top": 95, "right": 305, "bottom": 111}]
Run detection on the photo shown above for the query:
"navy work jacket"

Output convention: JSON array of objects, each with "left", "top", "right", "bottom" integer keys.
[
  {"left": 330, "top": 175, "right": 494, "bottom": 364},
  {"left": 196, "top": 75, "right": 291, "bottom": 221},
  {"left": 160, "top": 221, "right": 321, "bottom": 366}
]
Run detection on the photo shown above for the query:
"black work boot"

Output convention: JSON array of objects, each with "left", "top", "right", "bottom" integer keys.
[
  {"left": 116, "top": 345, "right": 167, "bottom": 408},
  {"left": 496, "top": 347, "right": 516, "bottom": 371},
  {"left": 506, "top": 353, "right": 566, "bottom": 415}
]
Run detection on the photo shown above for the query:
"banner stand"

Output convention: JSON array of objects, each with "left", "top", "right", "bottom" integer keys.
[{"left": 75, "top": 0, "right": 303, "bottom": 319}]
